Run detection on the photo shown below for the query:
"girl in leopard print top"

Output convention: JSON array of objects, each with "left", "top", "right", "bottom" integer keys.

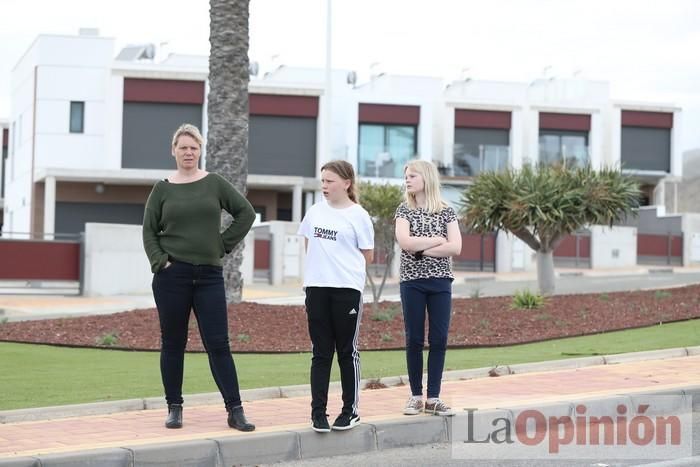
[{"left": 394, "top": 160, "right": 462, "bottom": 416}]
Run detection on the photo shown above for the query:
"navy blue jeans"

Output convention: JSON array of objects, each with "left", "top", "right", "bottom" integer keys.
[
  {"left": 152, "top": 260, "right": 242, "bottom": 407},
  {"left": 399, "top": 278, "right": 452, "bottom": 398}
]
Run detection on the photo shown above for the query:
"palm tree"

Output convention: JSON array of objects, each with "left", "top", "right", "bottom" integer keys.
[
  {"left": 460, "top": 164, "right": 640, "bottom": 295},
  {"left": 207, "top": 0, "right": 250, "bottom": 303}
]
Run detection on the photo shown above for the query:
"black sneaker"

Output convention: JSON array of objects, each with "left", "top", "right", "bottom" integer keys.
[
  {"left": 311, "top": 413, "right": 331, "bottom": 433},
  {"left": 332, "top": 412, "right": 360, "bottom": 431}
]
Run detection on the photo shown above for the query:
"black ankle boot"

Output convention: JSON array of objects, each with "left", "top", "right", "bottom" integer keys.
[
  {"left": 227, "top": 405, "right": 255, "bottom": 432},
  {"left": 165, "top": 403, "right": 183, "bottom": 429}
]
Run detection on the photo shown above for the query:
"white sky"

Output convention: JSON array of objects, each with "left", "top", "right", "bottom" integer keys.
[{"left": 1, "top": 0, "right": 699, "bottom": 150}]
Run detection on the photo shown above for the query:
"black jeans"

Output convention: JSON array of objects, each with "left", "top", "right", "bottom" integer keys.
[
  {"left": 152, "top": 260, "right": 242, "bottom": 407},
  {"left": 305, "top": 287, "right": 362, "bottom": 417}
]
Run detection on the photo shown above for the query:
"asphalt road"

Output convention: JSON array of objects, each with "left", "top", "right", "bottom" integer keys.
[
  {"left": 261, "top": 413, "right": 700, "bottom": 467},
  {"left": 450, "top": 272, "right": 700, "bottom": 299}
]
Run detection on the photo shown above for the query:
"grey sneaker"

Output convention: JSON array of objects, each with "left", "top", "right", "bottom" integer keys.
[
  {"left": 424, "top": 398, "right": 455, "bottom": 416},
  {"left": 403, "top": 396, "right": 423, "bottom": 415}
]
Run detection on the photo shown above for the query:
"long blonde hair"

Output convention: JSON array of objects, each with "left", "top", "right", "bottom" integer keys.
[
  {"left": 403, "top": 160, "right": 447, "bottom": 213},
  {"left": 321, "top": 160, "right": 359, "bottom": 203}
]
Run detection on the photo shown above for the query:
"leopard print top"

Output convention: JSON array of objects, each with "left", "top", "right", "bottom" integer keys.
[{"left": 395, "top": 202, "right": 457, "bottom": 282}]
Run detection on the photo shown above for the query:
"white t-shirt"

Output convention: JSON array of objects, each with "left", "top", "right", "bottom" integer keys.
[{"left": 298, "top": 201, "right": 375, "bottom": 292}]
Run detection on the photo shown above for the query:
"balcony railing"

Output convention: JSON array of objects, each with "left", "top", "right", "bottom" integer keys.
[
  {"left": 451, "top": 144, "right": 510, "bottom": 177},
  {"left": 538, "top": 144, "right": 589, "bottom": 168}
]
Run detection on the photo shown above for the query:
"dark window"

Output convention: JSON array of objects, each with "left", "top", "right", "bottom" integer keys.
[
  {"left": 358, "top": 124, "right": 417, "bottom": 178},
  {"left": 1, "top": 145, "right": 6, "bottom": 198},
  {"left": 538, "top": 130, "right": 588, "bottom": 167},
  {"left": 70, "top": 101, "right": 84, "bottom": 133},
  {"left": 253, "top": 205, "right": 266, "bottom": 222},
  {"left": 122, "top": 102, "right": 203, "bottom": 169},
  {"left": 621, "top": 127, "right": 671, "bottom": 172},
  {"left": 249, "top": 115, "right": 317, "bottom": 177},
  {"left": 55, "top": 202, "right": 145, "bottom": 235},
  {"left": 453, "top": 128, "right": 509, "bottom": 176},
  {"left": 638, "top": 184, "right": 654, "bottom": 206},
  {"left": 276, "top": 208, "right": 292, "bottom": 221}
]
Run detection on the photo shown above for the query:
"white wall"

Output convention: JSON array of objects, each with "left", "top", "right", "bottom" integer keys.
[
  {"left": 84, "top": 223, "right": 153, "bottom": 295},
  {"left": 266, "top": 221, "right": 304, "bottom": 285},
  {"left": 3, "top": 34, "right": 116, "bottom": 236},
  {"left": 681, "top": 213, "right": 700, "bottom": 266},
  {"left": 4, "top": 44, "right": 37, "bottom": 235},
  {"left": 671, "top": 109, "right": 683, "bottom": 178},
  {"left": 34, "top": 64, "right": 112, "bottom": 170},
  {"left": 83, "top": 222, "right": 259, "bottom": 296},
  {"left": 590, "top": 225, "right": 637, "bottom": 269}
]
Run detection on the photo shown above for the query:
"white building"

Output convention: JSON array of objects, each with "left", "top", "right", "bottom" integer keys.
[
  {"left": 0, "top": 119, "right": 7, "bottom": 229},
  {"left": 2, "top": 31, "right": 686, "bottom": 272}
]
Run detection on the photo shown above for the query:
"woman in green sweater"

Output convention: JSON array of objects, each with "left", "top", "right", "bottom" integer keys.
[{"left": 142, "top": 123, "right": 256, "bottom": 431}]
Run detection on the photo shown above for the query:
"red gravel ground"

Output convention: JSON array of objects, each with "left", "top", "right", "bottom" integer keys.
[{"left": 1, "top": 285, "right": 699, "bottom": 353}]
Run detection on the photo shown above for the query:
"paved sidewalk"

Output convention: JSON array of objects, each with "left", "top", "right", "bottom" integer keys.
[{"left": 2, "top": 354, "right": 700, "bottom": 465}]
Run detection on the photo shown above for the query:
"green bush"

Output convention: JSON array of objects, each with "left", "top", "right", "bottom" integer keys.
[
  {"left": 654, "top": 290, "right": 672, "bottom": 300},
  {"left": 236, "top": 333, "right": 251, "bottom": 343},
  {"left": 371, "top": 305, "right": 401, "bottom": 322},
  {"left": 511, "top": 290, "right": 545, "bottom": 310},
  {"left": 96, "top": 332, "right": 119, "bottom": 346}
]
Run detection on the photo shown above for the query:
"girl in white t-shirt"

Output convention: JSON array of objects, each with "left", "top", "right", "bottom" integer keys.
[{"left": 298, "top": 160, "right": 375, "bottom": 433}]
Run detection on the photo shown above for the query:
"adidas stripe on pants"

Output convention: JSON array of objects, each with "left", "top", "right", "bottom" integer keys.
[{"left": 305, "top": 286, "right": 362, "bottom": 417}]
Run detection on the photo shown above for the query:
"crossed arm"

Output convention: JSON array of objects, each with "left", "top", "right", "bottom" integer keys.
[{"left": 395, "top": 218, "right": 462, "bottom": 258}]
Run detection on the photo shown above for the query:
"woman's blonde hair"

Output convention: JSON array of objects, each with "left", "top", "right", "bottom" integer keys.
[
  {"left": 321, "top": 160, "right": 358, "bottom": 203},
  {"left": 171, "top": 123, "right": 204, "bottom": 148},
  {"left": 403, "top": 160, "right": 447, "bottom": 213}
]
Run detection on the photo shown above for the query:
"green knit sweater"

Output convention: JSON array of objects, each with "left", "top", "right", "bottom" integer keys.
[{"left": 142, "top": 173, "right": 256, "bottom": 273}]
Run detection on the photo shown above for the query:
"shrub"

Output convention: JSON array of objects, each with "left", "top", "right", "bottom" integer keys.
[
  {"left": 371, "top": 305, "right": 401, "bottom": 322},
  {"left": 96, "top": 332, "right": 119, "bottom": 346},
  {"left": 236, "top": 333, "right": 251, "bottom": 343},
  {"left": 381, "top": 332, "right": 394, "bottom": 342},
  {"left": 654, "top": 290, "right": 672, "bottom": 300},
  {"left": 511, "top": 290, "right": 545, "bottom": 310}
]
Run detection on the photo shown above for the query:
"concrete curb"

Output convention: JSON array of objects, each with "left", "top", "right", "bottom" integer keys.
[
  {"left": 2, "top": 385, "right": 698, "bottom": 467},
  {"left": 2, "top": 346, "right": 698, "bottom": 424}
]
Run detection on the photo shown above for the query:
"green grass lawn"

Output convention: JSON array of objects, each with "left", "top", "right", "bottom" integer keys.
[{"left": 1, "top": 319, "right": 699, "bottom": 411}]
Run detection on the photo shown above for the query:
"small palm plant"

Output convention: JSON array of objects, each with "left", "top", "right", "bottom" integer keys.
[
  {"left": 359, "top": 182, "right": 404, "bottom": 314},
  {"left": 461, "top": 164, "right": 640, "bottom": 294}
]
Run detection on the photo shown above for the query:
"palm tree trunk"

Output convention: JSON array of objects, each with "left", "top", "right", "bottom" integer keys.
[
  {"left": 536, "top": 250, "right": 556, "bottom": 295},
  {"left": 207, "top": 0, "right": 250, "bottom": 304}
]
